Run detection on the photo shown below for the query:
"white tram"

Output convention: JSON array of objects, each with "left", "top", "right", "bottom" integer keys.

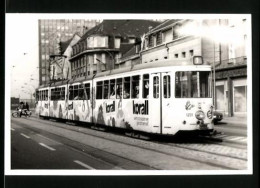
[{"left": 35, "top": 56, "right": 214, "bottom": 136}]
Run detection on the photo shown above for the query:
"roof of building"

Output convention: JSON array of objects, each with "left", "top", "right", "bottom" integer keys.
[
  {"left": 60, "top": 33, "right": 81, "bottom": 54},
  {"left": 60, "top": 38, "right": 73, "bottom": 54},
  {"left": 120, "top": 45, "right": 136, "bottom": 59},
  {"left": 78, "top": 20, "right": 161, "bottom": 43},
  {"left": 120, "top": 43, "right": 135, "bottom": 55},
  {"left": 148, "top": 19, "right": 182, "bottom": 33}
]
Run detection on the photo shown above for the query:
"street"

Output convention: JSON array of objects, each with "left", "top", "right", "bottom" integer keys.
[{"left": 10, "top": 114, "right": 248, "bottom": 171}]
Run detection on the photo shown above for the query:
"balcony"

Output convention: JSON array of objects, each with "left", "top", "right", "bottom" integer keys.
[{"left": 215, "top": 56, "right": 247, "bottom": 70}]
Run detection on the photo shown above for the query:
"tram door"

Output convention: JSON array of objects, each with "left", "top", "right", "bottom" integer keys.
[
  {"left": 151, "top": 72, "right": 172, "bottom": 134},
  {"left": 161, "top": 72, "right": 172, "bottom": 134},
  {"left": 150, "top": 73, "right": 161, "bottom": 134}
]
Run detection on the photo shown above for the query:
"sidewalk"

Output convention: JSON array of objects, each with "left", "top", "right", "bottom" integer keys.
[{"left": 218, "top": 115, "right": 247, "bottom": 127}]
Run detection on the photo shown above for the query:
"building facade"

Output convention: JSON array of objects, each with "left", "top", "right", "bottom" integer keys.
[
  {"left": 214, "top": 18, "right": 248, "bottom": 117},
  {"left": 49, "top": 33, "right": 81, "bottom": 81},
  {"left": 69, "top": 20, "right": 161, "bottom": 79},
  {"left": 140, "top": 19, "right": 248, "bottom": 117},
  {"left": 38, "top": 19, "right": 100, "bottom": 85}
]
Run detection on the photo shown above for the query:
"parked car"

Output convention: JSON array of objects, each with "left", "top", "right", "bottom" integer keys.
[{"left": 213, "top": 111, "right": 223, "bottom": 124}]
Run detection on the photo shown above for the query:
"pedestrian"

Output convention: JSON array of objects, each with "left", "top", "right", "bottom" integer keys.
[{"left": 25, "top": 102, "right": 29, "bottom": 111}]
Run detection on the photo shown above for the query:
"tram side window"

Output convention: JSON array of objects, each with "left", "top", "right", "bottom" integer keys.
[
  {"left": 69, "top": 86, "right": 73, "bottom": 100},
  {"left": 96, "top": 81, "right": 103, "bottom": 99},
  {"left": 45, "top": 90, "right": 48, "bottom": 101},
  {"left": 42, "top": 90, "right": 45, "bottom": 101},
  {"left": 73, "top": 85, "right": 79, "bottom": 100},
  {"left": 40, "top": 91, "right": 43, "bottom": 101},
  {"left": 153, "top": 76, "right": 159, "bottom": 98},
  {"left": 110, "top": 79, "right": 116, "bottom": 98},
  {"left": 84, "top": 83, "right": 90, "bottom": 100},
  {"left": 104, "top": 80, "right": 109, "bottom": 99},
  {"left": 163, "top": 75, "right": 171, "bottom": 98},
  {"left": 39, "top": 91, "right": 41, "bottom": 101},
  {"left": 143, "top": 74, "right": 149, "bottom": 98},
  {"left": 51, "top": 89, "right": 55, "bottom": 100},
  {"left": 36, "top": 91, "right": 39, "bottom": 101},
  {"left": 123, "top": 77, "right": 130, "bottom": 99},
  {"left": 131, "top": 75, "right": 140, "bottom": 98},
  {"left": 116, "top": 78, "right": 122, "bottom": 99},
  {"left": 78, "top": 84, "right": 84, "bottom": 100},
  {"left": 55, "top": 88, "right": 59, "bottom": 100},
  {"left": 175, "top": 71, "right": 211, "bottom": 98},
  {"left": 61, "top": 87, "right": 65, "bottom": 100}
]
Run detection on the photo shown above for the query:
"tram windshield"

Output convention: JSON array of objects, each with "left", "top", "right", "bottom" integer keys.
[{"left": 175, "top": 71, "right": 211, "bottom": 98}]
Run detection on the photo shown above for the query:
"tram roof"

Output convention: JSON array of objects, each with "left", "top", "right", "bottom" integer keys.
[
  {"left": 93, "top": 58, "right": 211, "bottom": 79},
  {"left": 37, "top": 58, "right": 211, "bottom": 89}
]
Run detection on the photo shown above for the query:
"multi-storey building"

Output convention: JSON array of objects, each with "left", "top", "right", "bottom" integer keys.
[
  {"left": 49, "top": 33, "right": 81, "bottom": 81},
  {"left": 38, "top": 19, "right": 100, "bottom": 85},
  {"left": 69, "top": 20, "right": 161, "bottom": 79},
  {"left": 140, "top": 19, "right": 248, "bottom": 117}
]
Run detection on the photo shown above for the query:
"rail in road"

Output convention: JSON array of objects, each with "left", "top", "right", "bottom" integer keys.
[{"left": 10, "top": 116, "right": 248, "bottom": 170}]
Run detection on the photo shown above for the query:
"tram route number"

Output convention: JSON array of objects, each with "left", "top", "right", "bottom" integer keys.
[{"left": 186, "top": 113, "right": 193, "bottom": 117}]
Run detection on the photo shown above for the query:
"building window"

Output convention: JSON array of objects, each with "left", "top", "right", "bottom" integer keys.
[
  {"left": 88, "top": 55, "right": 94, "bottom": 65},
  {"left": 156, "top": 32, "right": 162, "bottom": 45},
  {"left": 162, "top": 29, "right": 172, "bottom": 43},
  {"left": 101, "top": 53, "right": 106, "bottom": 64},
  {"left": 189, "top": 50, "right": 194, "bottom": 57},
  {"left": 182, "top": 52, "right": 186, "bottom": 58},
  {"left": 148, "top": 35, "right": 154, "bottom": 48},
  {"left": 234, "top": 86, "right": 247, "bottom": 112},
  {"left": 114, "top": 38, "right": 121, "bottom": 48},
  {"left": 93, "top": 36, "right": 108, "bottom": 48},
  {"left": 175, "top": 54, "right": 178, "bottom": 58},
  {"left": 129, "top": 38, "right": 135, "bottom": 44},
  {"left": 87, "top": 37, "right": 94, "bottom": 48}
]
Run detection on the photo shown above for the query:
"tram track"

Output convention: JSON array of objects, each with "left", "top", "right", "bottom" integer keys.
[{"left": 11, "top": 117, "right": 247, "bottom": 170}]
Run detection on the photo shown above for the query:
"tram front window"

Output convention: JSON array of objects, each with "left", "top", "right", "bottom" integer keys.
[{"left": 175, "top": 71, "right": 211, "bottom": 98}]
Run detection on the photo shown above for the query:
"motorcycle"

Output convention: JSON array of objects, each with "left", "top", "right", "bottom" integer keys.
[{"left": 12, "top": 108, "right": 32, "bottom": 118}]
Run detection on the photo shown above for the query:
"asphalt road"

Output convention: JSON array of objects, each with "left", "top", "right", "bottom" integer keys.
[
  {"left": 9, "top": 115, "right": 248, "bottom": 171},
  {"left": 11, "top": 123, "right": 118, "bottom": 170}
]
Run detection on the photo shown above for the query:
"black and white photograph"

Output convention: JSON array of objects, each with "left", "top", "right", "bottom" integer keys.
[{"left": 5, "top": 14, "right": 252, "bottom": 175}]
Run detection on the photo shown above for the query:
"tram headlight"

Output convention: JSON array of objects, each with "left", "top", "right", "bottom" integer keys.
[{"left": 195, "top": 110, "right": 205, "bottom": 120}]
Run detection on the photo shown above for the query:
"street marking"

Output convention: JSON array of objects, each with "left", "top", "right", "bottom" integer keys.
[
  {"left": 39, "top": 143, "right": 56, "bottom": 151},
  {"left": 240, "top": 138, "right": 247, "bottom": 142},
  {"left": 36, "top": 134, "right": 62, "bottom": 145},
  {"left": 228, "top": 137, "right": 246, "bottom": 141},
  {"left": 74, "top": 160, "right": 95, "bottom": 170},
  {"left": 20, "top": 133, "right": 30, "bottom": 139},
  {"left": 11, "top": 128, "right": 15, "bottom": 131}
]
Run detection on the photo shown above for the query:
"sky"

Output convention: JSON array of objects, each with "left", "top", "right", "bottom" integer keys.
[{"left": 6, "top": 14, "right": 39, "bottom": 99}]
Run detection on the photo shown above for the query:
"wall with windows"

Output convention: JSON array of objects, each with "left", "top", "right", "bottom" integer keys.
[
  {"left": 38, "top": 19, "right": 100, "bottom": 85},
  {"left": 142, "top": 36, "right": 202, "bottom": 63}
]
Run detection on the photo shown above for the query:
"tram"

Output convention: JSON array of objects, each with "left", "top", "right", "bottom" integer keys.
[{"left": 35, "top": 56, "right": 214, "bottom": 136}]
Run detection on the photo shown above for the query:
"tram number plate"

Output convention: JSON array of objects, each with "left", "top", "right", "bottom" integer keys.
[{"left": 199, "top": 124, "right": 208, "bottom": 129}]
